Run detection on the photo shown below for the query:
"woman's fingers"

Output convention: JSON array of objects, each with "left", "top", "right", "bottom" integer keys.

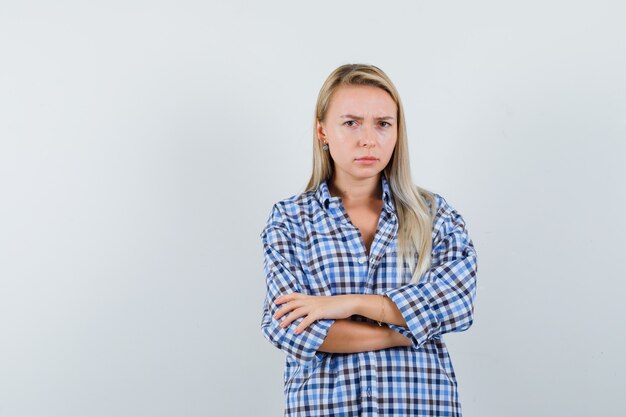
[
  {"left": 279, "top": 307, "right": 308, "bottom": 328},
  {"left": 294, "top": 314, "right": 318, "bottom": 334},
  {"left": 274, "top": 299, "right": 302, "bottom": 320},
  {"left": 273, "top": 303, "right": 289, "bottom": 320},
  {"left": 273, "top": 293, "right": 342, "bottom": 333},
  {"left": 274, "top": 292, "right": 303, "bottom": 305},
  {"left": 274, "top": 293, "right": 306, "bottom": 320}
]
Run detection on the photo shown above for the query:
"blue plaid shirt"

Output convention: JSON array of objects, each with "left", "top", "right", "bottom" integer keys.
[{"left": 260, "top": 173, "right": 478, "bottom": 416}]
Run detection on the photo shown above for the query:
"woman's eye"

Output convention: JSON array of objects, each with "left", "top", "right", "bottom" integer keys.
[
  {"left": 344, "top": 120, "right": 357, "bottom": 127},
  {"left": 380, "top": 121, "right": 391, "bottom": 128}
]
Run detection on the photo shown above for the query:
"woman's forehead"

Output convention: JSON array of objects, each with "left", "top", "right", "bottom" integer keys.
[{"left": 327, "top": 85, "right": 397, "bottom": 116}]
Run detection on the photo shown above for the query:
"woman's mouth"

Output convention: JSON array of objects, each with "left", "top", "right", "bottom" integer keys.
[{"left": 355, "top": 157, "right": 378, "bottom": 165}]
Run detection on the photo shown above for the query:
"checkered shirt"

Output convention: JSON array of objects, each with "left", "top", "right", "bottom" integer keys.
[{"left": 260, "top": 173, "right": 478, "bottom": 416}]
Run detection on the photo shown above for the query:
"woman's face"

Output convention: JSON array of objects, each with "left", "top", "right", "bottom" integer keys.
[{"left": 317, "top": 84, "right": 398, "bottom": 182}]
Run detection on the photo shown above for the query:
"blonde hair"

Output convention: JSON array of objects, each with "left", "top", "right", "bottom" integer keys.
[{"left": 305, "top": 64, "right": 437, "bottom": 284}]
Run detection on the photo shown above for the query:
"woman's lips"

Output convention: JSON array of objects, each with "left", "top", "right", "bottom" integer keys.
[{"left": 355, "top": 157, "right": 378, "bottom": 165}]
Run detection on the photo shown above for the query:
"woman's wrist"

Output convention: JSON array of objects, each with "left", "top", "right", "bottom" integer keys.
[
  {"left": 352, "top": 294, "right": 376, "bottom": 317},
  {"left": 350, "top": 294, "right": 364, "bottom": 316},
  {"left": 352, "top": 294, "right": 385, "bottom": 323},
  {"left": 350, "top": 294, "right": 408, "bottom": 328}
]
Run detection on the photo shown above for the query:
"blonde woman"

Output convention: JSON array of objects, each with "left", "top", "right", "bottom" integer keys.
[{"left": 260, "top": 64, "right": 478, "bottom": 416}]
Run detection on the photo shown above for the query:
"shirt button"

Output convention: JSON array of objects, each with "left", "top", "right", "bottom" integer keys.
[
  {"left": 358, "top": 256, "right": 367, "bottom": 264},
  {"left": 366, "top": 387, "right": 372, "bottom": 397}
]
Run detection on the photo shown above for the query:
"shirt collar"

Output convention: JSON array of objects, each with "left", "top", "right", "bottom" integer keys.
[{"left": 315, "top": 172, "right": 396, "bottom": 215}]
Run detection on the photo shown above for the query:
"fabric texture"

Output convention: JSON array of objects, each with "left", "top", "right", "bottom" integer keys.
[{"left": 260, "top": 172, "right": 478, "bottom": 416}]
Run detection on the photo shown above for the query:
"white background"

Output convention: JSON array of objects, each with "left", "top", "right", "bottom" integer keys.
[{"left": 1, "top": 1, "right": 625, "bottom": 416}]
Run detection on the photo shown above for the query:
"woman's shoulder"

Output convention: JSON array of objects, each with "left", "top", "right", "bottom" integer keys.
[
  {"left": 423, "top": 190, "right": 471, "bottom": 237},
  {"left": 416, "top": 186, "right": 458, "bottom": 216},
  {"left": 261, "top": 189, "right": 320, "bottom": 234},
  {"left": 271, "top": 188, "right": 319, "bottom": 217}
]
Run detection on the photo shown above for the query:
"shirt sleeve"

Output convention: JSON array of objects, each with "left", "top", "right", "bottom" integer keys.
[
  {"left": 383, "top": 194, "right": 478, "bottom": 350},
  {"left": 260, "top": 203, "right": 336, "bottom": 367}
]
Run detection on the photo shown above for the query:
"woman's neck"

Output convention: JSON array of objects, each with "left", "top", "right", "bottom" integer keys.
[{"left": 328, "top": 173, "right": 382, "bottom": 203}]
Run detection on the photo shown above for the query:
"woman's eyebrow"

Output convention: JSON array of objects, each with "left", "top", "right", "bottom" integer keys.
[{"left": 339, "top": 114, "right": 396, "bottom": 120}]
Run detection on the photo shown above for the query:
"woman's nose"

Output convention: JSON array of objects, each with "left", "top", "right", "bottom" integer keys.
[{"left": 359, "top": 127, "right": 375, "bottom": 147}]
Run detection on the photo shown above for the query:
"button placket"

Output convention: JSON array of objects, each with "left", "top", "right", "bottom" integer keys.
[{"left": 358, "top": 352, "right": 379, "bottom": 414}]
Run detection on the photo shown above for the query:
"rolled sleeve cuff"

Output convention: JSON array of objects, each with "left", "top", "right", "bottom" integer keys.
[
  {"left": 263, "top": 316, "right": 336, "bottom": 367},
  {"left": 382, "top": 285, "right": 440, "bottom": 350}
]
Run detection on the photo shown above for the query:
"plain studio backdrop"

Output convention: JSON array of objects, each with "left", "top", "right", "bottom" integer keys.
[{"left": 1, "top": 1, "right": 624, "bottom": 416}]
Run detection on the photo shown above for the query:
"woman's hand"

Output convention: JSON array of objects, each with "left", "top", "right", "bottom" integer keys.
[{"left": 273, "top": 293, "right": 359, "bottom": 334}]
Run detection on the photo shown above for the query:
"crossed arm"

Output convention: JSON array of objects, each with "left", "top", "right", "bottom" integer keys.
[
  {"left": 272, "top": 293, "right": 412, "bottom": 353},
  {"left": 260, "top": 198, "right": 478, "bottom": 366}
]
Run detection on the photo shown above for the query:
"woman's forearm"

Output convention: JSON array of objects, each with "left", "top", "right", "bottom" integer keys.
[
  {"left": 354, "top": 295, "right": 408, "bottom": 327},
  {"left": 318, "top": 319, "right": 411, "bottom": 353}
]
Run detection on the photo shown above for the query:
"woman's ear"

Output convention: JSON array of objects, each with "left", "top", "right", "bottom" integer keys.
[{"left": 316, "top": 120, "right": 327, "bottom": 142}]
